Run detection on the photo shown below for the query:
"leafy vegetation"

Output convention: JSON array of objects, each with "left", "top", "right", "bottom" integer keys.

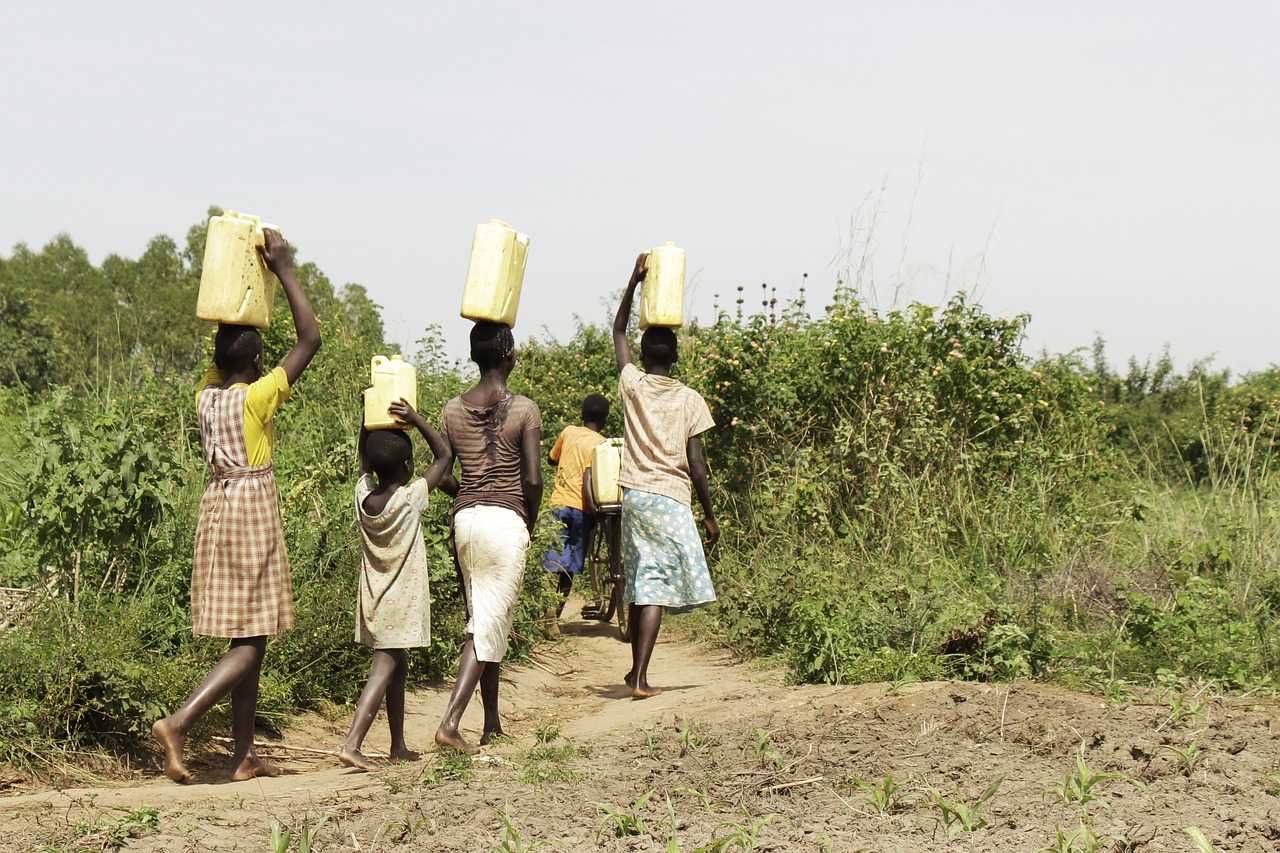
[{"left": 4, "top": 210, "right": 1280, "bottom": 778}]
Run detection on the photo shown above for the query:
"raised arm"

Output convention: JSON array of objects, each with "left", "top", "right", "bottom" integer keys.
[
  {"left": 258, "top": 229, "right": 321, "bottom": 385},
  {"left": 389, "top": 399, "right": 454, "bottom": 490},
  {"left": 687, "top": 434, "right": 719, "bottom": 547},
  {"left": 521, "top": 427, "right": 544, "bottom": 534},
  {"left": 613, "top": 253, "right": 648, "bottom": 369}
]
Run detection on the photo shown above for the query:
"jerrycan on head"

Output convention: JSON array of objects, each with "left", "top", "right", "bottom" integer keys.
[
  {"left": 196, "top": 211, "right": 279, "bottom": 329},
  {"left": 639, "top": 242, "right": 685, "bottom": 330},
  {"left": 591, "top": 437, "right": 624, "bottom": 506},
  {"left": 363, "top": 355, "right": 418, "bottom": 430},
  {"left": 460, "top": 218, "right": 530, "bottom": 328}
]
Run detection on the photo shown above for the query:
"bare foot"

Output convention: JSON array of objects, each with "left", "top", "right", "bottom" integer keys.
[
  {"left": 152, "top": 718, "right": 191, "bottom": 784},
  {"left": 480, "top": 727, "right": 506, "bottom": 746},
  {"left": 388, "top": 746, "right": 421, "bottom": 764},
  {"left": 631, "top": 683, "right": 663, "bottom": 700},
  {"left": 434, "top": 727, "right": 480, "bottom": 755},
  {"left": 338, "top": 747, "right": 378, "bottom": 772},
  {"left": 623, "top": 671, "right": 635, "bottom": 688},
  {"left": 231, "top": 754, "right": 282, "bottom": 782}
]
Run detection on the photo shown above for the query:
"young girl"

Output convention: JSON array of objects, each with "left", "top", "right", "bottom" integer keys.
[
  {"left": 153, "top": 229, "right": 321, "bottom": 783},
  {"left": 339, "top": 399, "right": 452, "bottom": 771},
  {"left": 435, "top": 321, "right": 542, "bottom": 753},
  {"left": 612, "top": 253, "right": 719, "bottom": 699}
]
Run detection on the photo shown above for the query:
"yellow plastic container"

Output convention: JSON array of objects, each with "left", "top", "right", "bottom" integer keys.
[
  {"left": 196, "top": 211, "right": 279, "bottom": 329},
  {"left": 591, "top": 437, "right": 624, "bottom": 505},
  {"left": 639, "top": 242, "right": 685, "bottom": 330},
  {"left": 363, "top": 355, "right": 418, "bottom": 430},
  {"left": 460, "top": 218, "right": 530, "bottom": 328}
]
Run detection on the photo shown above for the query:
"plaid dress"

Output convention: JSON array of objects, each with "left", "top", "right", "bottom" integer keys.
[{"left": 191, "top": 383, "right": 294, "bottom": 638}]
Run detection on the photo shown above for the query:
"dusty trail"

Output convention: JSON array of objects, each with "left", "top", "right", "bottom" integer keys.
[{"left": 4, "top": 597, "right": 1280, "bottom": 851}]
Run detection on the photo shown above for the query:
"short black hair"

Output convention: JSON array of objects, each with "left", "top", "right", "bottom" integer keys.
[
  {"left": 214, "top": 324, "right": 264, "bottom": 374},
  {"left": 366, "top": 429, "right": 413, "bottom": 480},
  {"left": 582, "top": 393, "right": 610, "bottom": 424},
  {"left": 640, "top": 327, "right": 678, "bottom": 368},
  {"left": 470, "top": 321, "right": 515, "bottom": 370}
]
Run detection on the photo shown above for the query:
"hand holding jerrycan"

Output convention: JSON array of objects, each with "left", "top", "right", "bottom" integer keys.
[
  {"left": 196, "top": 211, "right": 280, "bottom": 329},
  {"left": 460, "top": 218, "right": 530, "bottom": 328},
  {"left": 363, "top": 355, "right": 418, "bottom": 430},
  {"left": 639, "top": 242, "right": 685, "bottom": 330}
]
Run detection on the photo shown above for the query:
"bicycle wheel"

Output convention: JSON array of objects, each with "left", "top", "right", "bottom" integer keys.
[
  {"left": 581, "top": 519, "right": 609, "bottom": 620},
  {"left": 606, "top": 512, "right": 629, "bottom": 641},
  {"left": 597, "top": 510, "right": 619, "bottom": 622}
]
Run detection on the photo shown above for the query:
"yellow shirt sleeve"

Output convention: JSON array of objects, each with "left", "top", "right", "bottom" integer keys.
[{"left": 242, "top": 366, "right": 291, "bottom": 466}]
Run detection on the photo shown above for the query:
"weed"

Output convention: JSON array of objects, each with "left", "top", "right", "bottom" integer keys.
[
  {"left": 1263, "top": 771, "right": 1280, "bottom": 796},
  {"left": 636, "top": 725, "right": 662, "bottom": 759},
  {"left": 678, "top": 716, "right": 711, "bottom": 755},
  {"left": 591, "top": 790, "right": 655, "bottom": 839},
  {"left": 702, "top": 809, "right": 785, "bottom": 851},
  {"left": 745, "top": 728, "right": 784, "bottom": 769},
  {"left": 1042, "top": 746, "right": 1146, "bottom": 811},
  {"left": 419, "top": 748, "right": 473, "bottom": 785},
  {"left": 923, "top": 776, "right": 1003, "bottom": 836},
  {"left": 1039, "top": 821, "right": 1124, "bottom": 852},
  {"left": 675, "top": 785, "right": 725, "bottom": 810},
  {"left": 1161, "top": 732, "right": 1206, "bottom": 776},
  {"left": 388, "top": 804, "right": 430, "bottom": 845},
  {"left": 1156, "top": 688, "right": 1209, "bottom": 731},
  {"left": 296, "top": 814, "right": 329, "bottom": 853},
  {"left": 518, "top": 723, "right": 584, "bottom": 784},
  {"left": 489, "top": 805, "right": 564, "bottom": 851},
  {"left": 268, "top": 819, "right": 290, "bottom": 853},
  {"left": 849, "top": 772, "right": 916, "bottom": 814},
  {"left": 1185, "top": 826, "right": 1216, "bottom": 852}
]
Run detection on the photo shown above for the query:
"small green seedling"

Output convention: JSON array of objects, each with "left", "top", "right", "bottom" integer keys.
[
  {"left": 489, "top": 805, "right": 564, "bottom": 852},
  {"left": 1184, "top": 826, "right": 1217, "bottom": 852},
  {"left": 1039, "top": 821, "right": 1123, "bottom": 853},
  {"left": 1042, "top": 746, "right": 1146, "bottom": 811},
  {"left": 924, "top": 777, "right": 1004, "bottom": 837},
  {"left": 849, "top": 773, "right": 916, "bottom": 814},
  {"left": 591, "top": 790, "right": 656, "bottom": 839},
  {"left": 1161, "top": 732, "right": 1206, "bottom": 776},
  {"left": 745, "top": 728, "right": 784, "bottom": 769}
]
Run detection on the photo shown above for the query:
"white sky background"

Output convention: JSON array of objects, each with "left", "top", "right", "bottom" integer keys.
[{"left": 2, "top": 2, "right": 1277, "bottom": 375}]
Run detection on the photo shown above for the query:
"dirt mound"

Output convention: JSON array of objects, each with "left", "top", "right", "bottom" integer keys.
[{"left": 5, "top": 598, "right": 1280, "bottom": 851}]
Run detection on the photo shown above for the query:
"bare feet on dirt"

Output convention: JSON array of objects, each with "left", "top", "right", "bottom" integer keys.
[
  {"left": 338, "top": 747, "right": 378, "bottom": 772},
  {"left": 434, "top": 728, "right": 479, "bottom": 755},
  {"left": 624, "top": 671, "right": 662, "bottom": 699},
  {"left": 152, "top": 718, "right": 191, "bottom": 784},
  {"left": 387, "top": 747, "right": 421, "bottom": 763},
  {"left": 230, "top": 755, "right": 282, "bottom": 782}
]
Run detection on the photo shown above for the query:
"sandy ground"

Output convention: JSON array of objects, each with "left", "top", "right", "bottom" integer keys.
[{"left": 4, "top": 597, "right": 1280, "bottom": 852}]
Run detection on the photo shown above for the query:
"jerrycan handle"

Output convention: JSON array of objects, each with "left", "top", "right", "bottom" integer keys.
[{"left": 370, "top": 355, "right": 387, "bottom": 381}]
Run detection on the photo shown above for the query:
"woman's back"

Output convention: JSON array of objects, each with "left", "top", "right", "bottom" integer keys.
[{"left": 442, "top": 391, "right": 541, "bottom": 521}]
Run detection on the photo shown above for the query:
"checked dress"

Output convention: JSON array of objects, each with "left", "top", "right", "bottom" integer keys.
[{"left": 191, "top": 378, "right": 294, "bottom": 638}]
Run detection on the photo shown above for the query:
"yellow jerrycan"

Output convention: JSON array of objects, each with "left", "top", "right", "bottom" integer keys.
[
  {"left": 639, "top": 242, "right": 685, "bottom": 330},
  {"left": 591, "top": 437, "right": 625, "bottom": 506},
  {"left": 362, "top": 355, "right": 418, "bottom": 430},
  {"left": 460, "top": 218, "right": 530, "bottom": 328},
  {"left": 196, "top": 210, "right": 279, "bottom": 329}
]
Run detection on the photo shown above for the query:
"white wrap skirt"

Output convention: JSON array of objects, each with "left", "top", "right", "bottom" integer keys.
[{"left": 454, "top": 505, "right": 530, "bottom": 662}]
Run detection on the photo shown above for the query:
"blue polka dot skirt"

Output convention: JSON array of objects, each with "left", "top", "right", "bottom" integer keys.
[{"left": 621, "top": 488, "right": 716, "bottom": 614}]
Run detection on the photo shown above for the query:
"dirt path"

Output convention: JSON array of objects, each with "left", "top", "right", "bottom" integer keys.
[{"left": 5, "top": 598, "right": 1280, "bottom": 851}]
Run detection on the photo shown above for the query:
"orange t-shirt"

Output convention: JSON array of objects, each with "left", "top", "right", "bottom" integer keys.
[{"left": 548, "top": 425, "right": 603, "bottom": 510}]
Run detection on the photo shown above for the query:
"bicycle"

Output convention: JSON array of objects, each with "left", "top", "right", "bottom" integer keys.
[{"left": 580, "top": 503, "right": 629, "bottom": 641}]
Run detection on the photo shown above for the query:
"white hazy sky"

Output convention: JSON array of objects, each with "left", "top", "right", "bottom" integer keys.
[{"left": 3, "top": 2, "right": 1277, "bottom": 375}]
